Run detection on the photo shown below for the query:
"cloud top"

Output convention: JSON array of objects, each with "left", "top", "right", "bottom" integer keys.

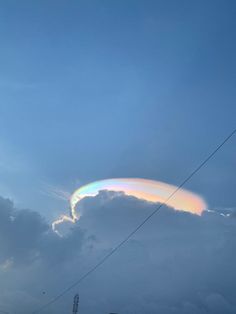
[{"left": 53, "top": 178, "right": 207, "bottom": 233}]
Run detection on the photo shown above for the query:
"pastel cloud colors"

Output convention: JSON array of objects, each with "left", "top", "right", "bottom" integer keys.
[{"left": 53, "top": 178, "right": 207, "bottom": 232}]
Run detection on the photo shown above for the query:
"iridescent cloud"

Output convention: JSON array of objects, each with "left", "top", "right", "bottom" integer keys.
[{"left": 52, "top": 178, "right": 207, "bottom": 233}]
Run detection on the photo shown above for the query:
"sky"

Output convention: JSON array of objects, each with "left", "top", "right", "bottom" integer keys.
[{"left": 0, "top": 1, "right": 236, "bottom": 313}]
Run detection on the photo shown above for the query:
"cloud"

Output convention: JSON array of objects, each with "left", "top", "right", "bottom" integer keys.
[
  {"left": 0, "top": 196, "right": 48, "bottom": 265},
  {"left": 55, "top": 178, "right": 207, "bottom": 233},
  {"left": 0, "top": 193, "right": 236, "bottom": 314}
]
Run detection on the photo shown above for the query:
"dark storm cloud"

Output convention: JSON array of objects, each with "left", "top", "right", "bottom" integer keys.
[
  {"left": 0, "top": 196, "right": 48, "bottom": 265},
  {"left": 0, "top": 193, "right": 236, "bottom": 314},
  {"left": 0, "top": 196, "right": 86, "bottom": 268}
]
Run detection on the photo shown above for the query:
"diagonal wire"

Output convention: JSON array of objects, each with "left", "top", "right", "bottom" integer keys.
[{"left": 32, "top": 129, "right": 236, "bottom": 314}]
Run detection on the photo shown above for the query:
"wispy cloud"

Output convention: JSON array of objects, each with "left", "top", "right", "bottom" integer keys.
[{"left": 40, "top": 183, "right": 71, "bottom": 202}]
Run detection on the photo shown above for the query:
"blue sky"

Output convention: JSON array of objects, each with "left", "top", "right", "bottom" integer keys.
[
  {"left": 0, "top": 0, "right": 235, "bottom": 219},
  {"left": 0, "top": 1, "right": 236, "bottom": 313}
]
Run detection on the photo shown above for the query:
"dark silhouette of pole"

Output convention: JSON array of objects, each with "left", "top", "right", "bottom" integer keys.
[{"left": 72, "top": 294, "right": 79, "bottom": 314}]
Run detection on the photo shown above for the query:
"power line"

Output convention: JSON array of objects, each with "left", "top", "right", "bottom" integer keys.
[{"left": 32, "top": 129, "right": 236, "bottom": 314}]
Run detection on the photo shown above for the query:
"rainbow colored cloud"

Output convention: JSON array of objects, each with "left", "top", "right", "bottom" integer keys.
[{"left": 52, "top": 178, "right": 207, "bottom": 233}]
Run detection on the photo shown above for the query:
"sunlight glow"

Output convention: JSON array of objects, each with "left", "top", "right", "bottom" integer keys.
[{"left": 52, "top": 178, "right": 207, "bottom": 233}]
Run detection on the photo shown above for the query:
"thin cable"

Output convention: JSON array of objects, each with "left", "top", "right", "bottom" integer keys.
[{"left": 32, "top": 129, "right": 236, "bottom": 314}]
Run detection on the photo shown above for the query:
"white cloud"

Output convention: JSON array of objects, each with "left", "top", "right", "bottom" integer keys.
[{"left": 0, "top": 192, "right": 236, "bottom": 314}]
